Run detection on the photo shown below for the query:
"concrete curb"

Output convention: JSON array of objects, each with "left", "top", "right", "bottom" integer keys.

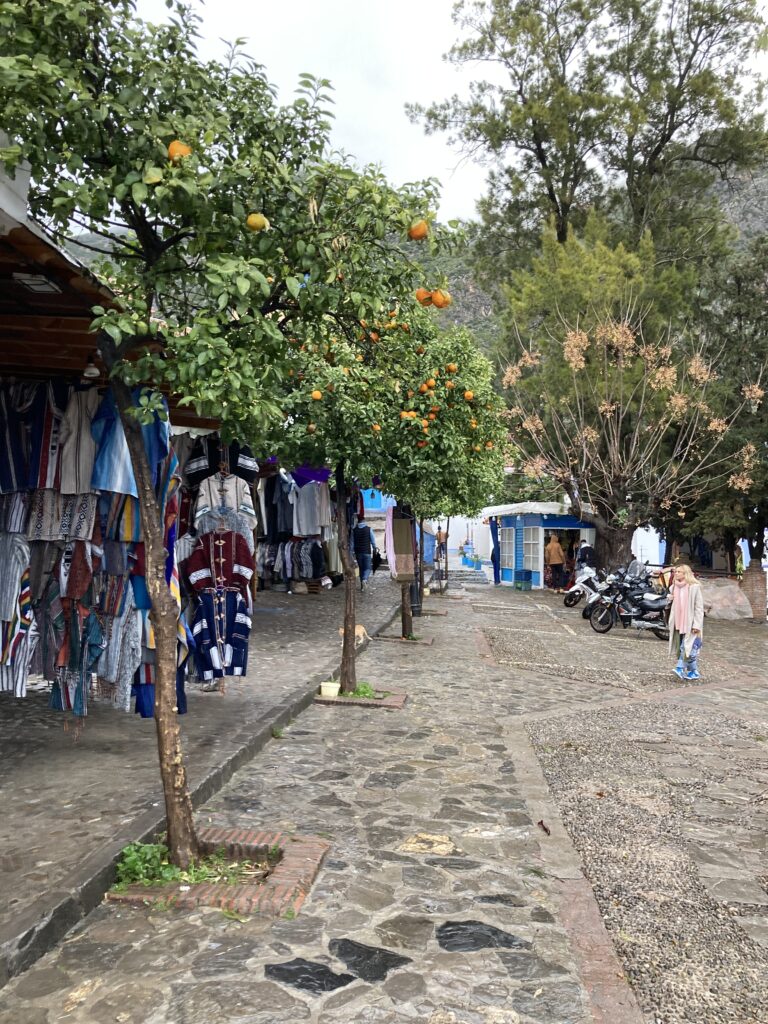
[{"left": 0, "top": 598, "right": 401, "bottom": 987}]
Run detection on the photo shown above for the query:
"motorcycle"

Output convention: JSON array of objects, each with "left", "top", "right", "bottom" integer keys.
[
  {"left": 589, "top": 572, "right": 669, "bottom": 639},
  {"left": 563, "top": 565, "right": 603, "bottom": 607}
]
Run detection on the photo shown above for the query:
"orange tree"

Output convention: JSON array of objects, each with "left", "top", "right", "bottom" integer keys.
[
  {"left": 375, "top": 319, "right": 507, "bottom": 620},
  {"left": 260, "top": 304, "right": 504, "bottom": 677},
  {"left": 260, "top": 303, "right": 440, "bottom": 690},
  {"left": 0, "top": 0, "right": 450, "bottom": 864}
]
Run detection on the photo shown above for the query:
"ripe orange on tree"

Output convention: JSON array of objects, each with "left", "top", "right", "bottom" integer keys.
[
  {"left": 400, "top": 411, "right": 409, "bottom": 420},
  {"left": 408, "top": 219, "right": 429, "bottom": 241},
  {"left": 445, "top": 380, "right": 455, "bottom": 389},
  {"left": 306, "top": 423, "right": 317, "bottom": 434},
  {"left": 485, "top": 441, "right": 494, "bottom": 449},
  {"left": 372, "top": 423, "right": 381, "bottom": 433},
  {"left": 431, "top": 289, "right": 452, "bottom": 309},
  {"left": 419, "top": 383, "right": 428, "bottom": 394},
  {"left": 415, "top": 288, "right": 433, "bottom": 306},
  {"left": 417, "top": 440, "right": 428, "bottom": 448},
  {"left": 464, "top": 390, "right": 474, "bottom": 401},
  {"left": 168, "top": 139, "right": 192, "bottom": 163},
  {"left": 311, "top": 389, "right": 323, "bottom": 400},
  {"left": 426, "top": 377, "right": 436, "bottom": 388},
  {"left": 446, "top": 362, "right": 457, "bottom": 373},
  {"left": 246, "top": 212, "right": 270, "bottom": 232}
]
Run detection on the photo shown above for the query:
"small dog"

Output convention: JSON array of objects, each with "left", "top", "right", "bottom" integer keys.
[{"left": 339, "top": 624, "right": 370, "bottom": 648}]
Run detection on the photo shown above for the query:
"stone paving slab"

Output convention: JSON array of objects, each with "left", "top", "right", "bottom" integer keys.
[
  {"left": 0, "top": 575, "right": 401, "bottom": 986},
  {"left": 0, "top": 593, "right": 601, "bottom": 1024},
  {"left": 3, "top": 581, "right": 768, "bottom": 1023}
]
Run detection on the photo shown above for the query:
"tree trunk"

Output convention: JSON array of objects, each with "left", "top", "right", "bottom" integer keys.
[
  {"left": 595, "top": 525, "right": 634, "bottom": 570},
  {"left": 418, "top": 516, "right": 425, "bottom": 606},
  {"left": 443, "top": 516, "right": 451, "bottom": 592},
  {"left": 741, "top": 561, "right": 767, "bottom": 623},
  {"left": 401, "top": 581, "right": 413, "bottom": 639},
  {"left": 112, "top": 380, "right": 199, "bottom": 869},
  {"left": 335, "top": 462, "right": 357, "bottom": 693}
]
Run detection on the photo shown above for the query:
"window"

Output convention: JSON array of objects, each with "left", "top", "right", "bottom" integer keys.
[
  {"left": 499, "top": 527, "right": 514, "bottom": 569},
  {"left": 523, "top": 527, "right": 539, "bottom": 572}
]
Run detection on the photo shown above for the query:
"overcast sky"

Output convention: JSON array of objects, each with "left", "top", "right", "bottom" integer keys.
[
  {"left": 136, "top": 0, "right": 768, "bottom": 223},
  {"left": 135, "top": 0, "right": 489, "bottom": 222}
]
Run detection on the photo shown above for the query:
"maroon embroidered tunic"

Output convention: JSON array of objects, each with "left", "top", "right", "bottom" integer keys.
[{"left": 185, "top": 531, "right": 254, "bottom": 601}]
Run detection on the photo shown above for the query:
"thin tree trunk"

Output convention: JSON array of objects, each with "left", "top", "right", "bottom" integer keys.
[
  {"left": 335, "top": 461, "right": 357, "bottom": 692},
  {"left": 418, "top": 515, "right": 425, "bottom": 606},
  {"left": 112, "top": 380, "right": 199, "bottom": 869},
  {"left": 444, "top": 516, "right": 451, "bottom": 592},
  {"left": 401, "top": 581, "right": 413, "bottom": 639},
  {"left": 741, "top": 561, "right": 767, "bottom": 623}
]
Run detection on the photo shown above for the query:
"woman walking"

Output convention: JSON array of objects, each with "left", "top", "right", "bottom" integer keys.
[{"left": 668, "top": 564, "right": 704, "bottom": 680}]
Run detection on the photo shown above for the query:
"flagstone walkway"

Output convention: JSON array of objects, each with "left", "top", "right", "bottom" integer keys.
[{"left": 1, "top": 582, "right": 767, "bottom": 1024}]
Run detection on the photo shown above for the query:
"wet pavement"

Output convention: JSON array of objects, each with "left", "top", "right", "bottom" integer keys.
[{"left": 1, "top": 579, "right": 767, "bottom": 1023}]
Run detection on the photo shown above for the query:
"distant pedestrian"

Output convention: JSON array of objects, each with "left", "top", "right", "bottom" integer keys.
[
  {"left": 544, "top": 534, "right": 566, "bottom": 592},
  {"left": 352, "top": 517, "right": 377, "bottom": 591},
  {"left": 668, "top": 563, "right": 704, "bottom": 680},
  {"left": 576, "top": 538, "right": 596, "bottom": 569},
  {"left": 435, "top": 524, "right": 447, "bottom": 559},
  {"left": 735, "top": 548, "right": 744, "bottom": 581}
]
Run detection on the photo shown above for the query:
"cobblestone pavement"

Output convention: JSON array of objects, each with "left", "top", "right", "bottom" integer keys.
[
  {"left": 2, "top": 581, "right": 767, "bottom": 1023},
  {"left": 0, "top": 573, "right": 399, "bottom": 973}
]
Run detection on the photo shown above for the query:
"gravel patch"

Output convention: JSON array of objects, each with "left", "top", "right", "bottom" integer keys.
[
  {"left": 483, "top": 626, "right": 697, "bottom": 692},
  {"left": 529, "top": 702, "right": 768, "bottom": 1024}
]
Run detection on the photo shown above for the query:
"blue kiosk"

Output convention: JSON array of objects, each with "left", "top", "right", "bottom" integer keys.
[{"left": 466, "top": 502, "right": 596, "bottom": 589}]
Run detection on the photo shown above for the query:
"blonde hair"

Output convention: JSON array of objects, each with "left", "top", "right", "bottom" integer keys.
[{"left": 673, "top": 563, "right": 697, "bottom": 585}]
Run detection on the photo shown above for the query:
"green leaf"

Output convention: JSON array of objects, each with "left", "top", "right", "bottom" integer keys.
[
  {"left": 143, "top": 167, "right": 163, "bottom": 185},
  {"left": 285, "top": 276, "right": 301, "bottom": 299},
  {"left": 236, "top": 275, "right": 250, "bottom": 296},
  {"left": 131, "top": 181, "right": 148, "bottom": 205}
]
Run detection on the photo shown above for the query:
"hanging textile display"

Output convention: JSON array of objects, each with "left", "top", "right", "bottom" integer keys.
[
  {"left": 0, "top": 379, "right": 186, "bottom": 717},
  {"left": 386, "top": 506, "right": 416, "bottom": 581},
  {"left": 0, "top": 375, "right": 349, "bottom": 720}
]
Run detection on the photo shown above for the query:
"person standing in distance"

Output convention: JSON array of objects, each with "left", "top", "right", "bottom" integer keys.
[
  {"left": 352, "top": 516, "right": 378, "bottom": 591},
  {"left": 576, "top": 538, "right": 597, "bottom": 569},
  {"left": 668, "top": 563, "right": 704, "bottom": 680}
]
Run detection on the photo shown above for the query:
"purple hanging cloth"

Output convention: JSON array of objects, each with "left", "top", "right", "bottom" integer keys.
[{"left": 292, "top": 464, "right": 333, "bottom": 487}]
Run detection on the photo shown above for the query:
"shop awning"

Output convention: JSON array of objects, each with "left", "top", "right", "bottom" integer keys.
[{"left": 0, "top": 217, "right": 214, "bottom": 428}]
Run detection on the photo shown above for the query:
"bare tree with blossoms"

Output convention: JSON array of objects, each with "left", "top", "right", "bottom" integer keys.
[{"left": 502, "top": 318, "right": 764, "bottom": 568}]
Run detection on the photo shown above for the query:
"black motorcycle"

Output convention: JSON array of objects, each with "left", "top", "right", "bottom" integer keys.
[{"left": 589, "top": 571, "right": 669, "bottom": 640}]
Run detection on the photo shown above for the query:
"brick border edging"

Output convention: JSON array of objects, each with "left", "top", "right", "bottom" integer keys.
[
  {"left": 106, "top": 828, "right": 330, "bottom": 917},
  {"left": 0, "top": 597, "right": 402, "bottom": 988},
  {"left": 505, "top": 720, "right": 646, "bottom": 1024}
]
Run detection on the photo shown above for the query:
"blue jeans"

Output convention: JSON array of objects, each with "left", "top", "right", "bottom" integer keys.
[
  {"left": 676, "top": 634, "right": 701, "bottom": 676},
  {"left": 356, "top": 553, "right": 372, "bottom": 583}
]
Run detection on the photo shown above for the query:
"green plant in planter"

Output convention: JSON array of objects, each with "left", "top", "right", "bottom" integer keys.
[{"left": 112, "top": 841, "right": 273, "bottom": 891}]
